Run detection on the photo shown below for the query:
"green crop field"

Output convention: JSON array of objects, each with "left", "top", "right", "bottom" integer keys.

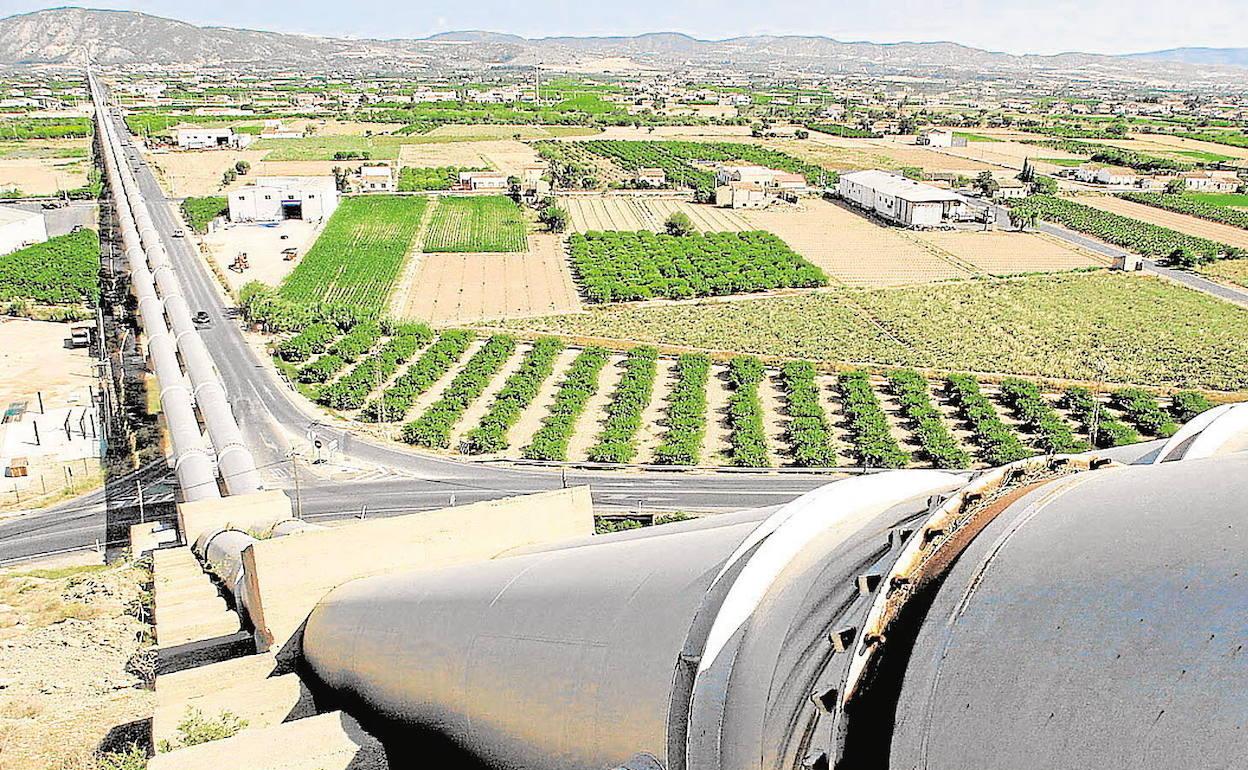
[
  {"left": 253, "top": 134, "right": 409, "bottom": 161},
  {"left": 569, "top": 230, "right": 827, "bottom": 302},
  {"left": 397, "top": 165, "right": 486, "bottom": 191},
  {"left": 423, "top": 196, "right": 527, "bottom": 253},
  {"left": 1037, "top": 157, "right": 1084, "bottom": 167},
  {"left": 0, "top": 229, "right": 100, "bottom": 306},
  {"left": 499, "top": 273, "right": 1248, "bottom": 392},
  {"left": 1186, "top": 193, "right": 1248, "bottom": 209},
  {"left": 280, "top": 195, "right": 427, "bottom": 315}
]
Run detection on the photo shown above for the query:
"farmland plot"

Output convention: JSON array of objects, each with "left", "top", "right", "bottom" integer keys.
[
  {"left": 911, "top": 230, "right": 1108, "bottom": 275},
  {"left": 1078, "top": 195, "right": 1248, "bottom": 251},
  {"left": 279, "top": 196, "right": 427, "bottom": 316},
  {"left": 394, "top": 234, "right": 581, "bottom": 323},
  {"left": 561, "top": 196, "right": 750, "bottom": 233},
  {"left": 423, "top": 196, "right": 528, "bottom": 253},
  {"left": 742, "top": 199, "right": 973, "bottom": 286}
]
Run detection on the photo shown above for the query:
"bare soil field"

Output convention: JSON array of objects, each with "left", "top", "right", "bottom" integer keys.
[
  {"left": 784, "top": 135, "right": 995, "bottom": 175},
  {"left": 1078, "top": 194, "right": 1248, "bottom": 250},
  {"left": 422, "top": 124, "right": 599, "bottom": 140},
  {"left": 393, "top": 233, "right": 581, "bottom": 323},
  {"left": 200, "top": 219, "right": 325, "bottom": 294},
  {"left": 741, "top": 199, "right": 973, "bottom": 286},
  {"left": 935, "top": 140, "right": 1084, "bottom": 172},
  {"left": 911, "top": 230, "right": 1109, "bottom": 275},
  {"left": 143, "top": 149, "right": 267, "bottom": 197},
  {"left": 561, "top": 195, "right": 750, "bottom": 232},
  {"left": 0, "top": 319, "right": 96, "bottom": 412},
  {"left": 0, "top": 157, "right": 88, "bottom": 196},
  {"left": 397, "top": 139, "right": 542, "bottom": 176}
]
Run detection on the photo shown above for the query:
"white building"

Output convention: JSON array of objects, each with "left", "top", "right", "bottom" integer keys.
[
  {"left": 715, "top": 182, "right": 770, "bottom": 209},
  {"left": 837, "top": 170, "right": 967, "bottom": 228},
  {"left": 259, "top": 120, "right": 302, "bottom": 140},
  {"left": 0, "top": 206, "right": 48, "bottom": 256},
  {"left": 1181, "top": 171, "right": 1240, "bottom": 193},
  {"left": 917, "top": 130, "right": 968, "bottom": 148},
  {"left": 228, "top": 177, "right": 339, "bottom": 223},
  {"left": 636, "top": 168, "right": 667, "bottom": 187},
  {"left": 716, "top": 166, "right": 778, "bottom": 187},
  {"left": 1074, "top": 164, "right": 1139, "bottom": 187},
  {"left": 175, "top": 127, "right": 255, "bottom": 150},
  {"left": 356, "top": 165, "right": 396, "bottom": 193},
  {"left": 457, "top": 171, "right": 509, "bottom": 191}
]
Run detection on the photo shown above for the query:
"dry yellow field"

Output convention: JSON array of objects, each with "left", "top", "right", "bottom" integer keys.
[
  {"left": 397, "top": 139, "right": 541, "bottom": 175},
  {"left": 1203, "top": 259, "right": 1248, "bottom": 289},
  {"left": 561, "top": 196, "right": 750, "bottom": 232},
  {"left": 742, "top": 199, "right": 973, "bottom": 286},
  {"left": 422, "top": 124, "right": 599, "bottom": 140},
  {"left": 393, "top": 233, "right": 581, "bottom": 323},
  {"left": 0, "top": 157, "right": 88, "bottom": 195},
  {"left": 143, "top": 149, "right": 267, "bottom": 196},
  {"left": 1078, "top": 195, "right": 1248, "bottom": 250},
  {"left": 936, "top": 140, "right": 1083, "bottom": 172},
  {"left": 911, "top": 230, "right": 1108, "bottom": 275}
]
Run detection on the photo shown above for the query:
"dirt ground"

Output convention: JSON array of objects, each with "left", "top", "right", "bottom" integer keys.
[
  {"left": 0, "top": 558, "right": 154, "bottom": 770},
  {"left": 741, "top": 199, "right": 973, "bottom": 286},
  {"left": 778, "top": 135, "right": 995, "bottom": 175},
  {"left": 397, "top": 140, "right": 541, "bottom": 176},
  {"left": 935, "top": 140, "right": 1084, "bottom": 172},
  {"left": 0, "top": 157, "right": 89, "bottom": 196},
  {"left": 393, "top": 233, "right": 581, "bottom": 323},
  {"left": 561, "top": 195, "right": 750, "bottom": 232},
  {"left": 199, "top": 219, "right": 325, "bottom": 294},
  {"left": 910, "top": 230, "right": 1109, "bottom": 275},
  {"left": 143, "top": 149, "right": 267, "bottom": 197},
  {"left": 0, "top": 319, "right": 96, "bottom": 412},
  {"left": 421, "top": 124, "right": 597, "bottom": 140},
  {"left": 1077, "top": 194, "right": 1248, "bottom": 250},
  {"left": 587, "top": 125, "right": 755, "bottom": 141}
]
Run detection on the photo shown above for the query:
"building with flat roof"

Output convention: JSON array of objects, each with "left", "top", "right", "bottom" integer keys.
[
  {"left": 228, "top": 176, "right": 338, "bottom": 223},
  {"left": 175, "top": 126, "right": 255, "bottom": 150},
  {"left": 0, "top": 206, "right": 48, "bottom": 256},
  {"left": 838, "top": 170, "right": 967, "bottom": 227}
]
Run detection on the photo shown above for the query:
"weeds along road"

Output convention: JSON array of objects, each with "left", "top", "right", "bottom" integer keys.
[{"left": 0, "top": 103, "right": 843, "bottom": 565}]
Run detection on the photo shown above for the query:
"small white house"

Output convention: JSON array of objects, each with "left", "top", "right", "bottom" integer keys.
[
  {"left": 1075, "top": 164, "right": 1138, "bottom": 187},
  {"left": 175, "top": 127, "right": 255, "bottom": 150},
  {"left": 993, "top": 179, "right": 1029, "bottom": 200},
  {"left": 837, "top": 170, "right": 967, "bottom": 228},
  {"left": 917, "top": 130, "right": 967, "bottom": 148},
  {"left": 1182, "top": 171, "right": 1240, "bottom": 193},
  {"left": 636, "top": 168, "right": 667, "bottom": 187},
  {"left": 715, "top": 182, "right": 770, "bottom": 209},
  {"left": 259, "top": 120, "right": 302, "bottom": 140},
  {"left": 457, "top": 171, "right": 508, "bottom": 191},
  {"left": 715, "top": 165, "right": 777, "bottom": 187},
  {"left": 0, "top": 206, "right": 48, "bottom": 256},
  {"left": 228, "top": 176, "right": 339, "bottom": 223},
  {"left": 356, "top": 165, "right": 396, "bottom": 193}
]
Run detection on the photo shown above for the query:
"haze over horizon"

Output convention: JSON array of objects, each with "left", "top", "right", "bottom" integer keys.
[{"left": 0, "top": 0, "right": 1245, "bottom": 58}]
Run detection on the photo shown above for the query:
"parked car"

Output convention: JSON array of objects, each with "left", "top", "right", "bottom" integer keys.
[
  {"left": 193, "top": 311, "right": 211, "bottom": 325},
  {"left": 172, "top": 229, "right": 185, "bottom": 238}
]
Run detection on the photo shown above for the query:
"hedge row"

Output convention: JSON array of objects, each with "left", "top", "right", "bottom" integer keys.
[
  {"left": 276, "top": 322, "right": 337, "bottom": 363},
  {"left": 1111, "top": 387, "right": 1179, "bottom": 437},
  {"left": 886, "top": 370, "right": 970, "bottom": 469},
  {"left": 588, "top": 348, "right": 659, "bottom": 463},
  {"left": 296, "top": 322, "right": 383, "bottom": 383},
  {"left": 1061, "top": 387, "right": 1141, "bottom": 448},
  {"left": 838, "top": 370, "right": 909, "bottom": 469},
  {"left": 359, "top": 330, "right": 475, "bottom": 422},
  {"left": 1170, "top": 390, "right": 1213, "bottom": 424},
  {"left": 402, "top": 336, "right": 517, "bottom": 448},
  {"left": 778, "top": 361, "right": 837, "bottom": 467},
  {"left": 316, "top": 324, "right": 433, "bottom": 410},
  {"left": 653, "top": 354, "right": 711, "bottom": 466},
  {"left": 998, "top": 378, "right": 1088, "bottom": 454},
  {"left": 944, "top": 374, "right": 1032, "bottom": 465},
  {"left": 523, "top": 347, "right": 611, "bottom": 461},
  {"left": 297, "top": 353, "right": 344, "bottom": 384},
  {"left": 463, "top": 337, "right": 565, "bottom": 454},
  {"left": 725, "top": 356, "right": 770, "bottom": 467}
]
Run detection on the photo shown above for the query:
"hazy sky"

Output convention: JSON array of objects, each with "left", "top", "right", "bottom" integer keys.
[{"left": 4, "top": 0, "right": 1247, "bottom": 56}]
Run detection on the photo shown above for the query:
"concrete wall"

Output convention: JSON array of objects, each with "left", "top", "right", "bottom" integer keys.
[
  {"left": 177, "top": 489, "right": 294, "bottom": 548},
  {"left": 0, "top": 208, "right": 48, "bottom": 256},
  {"left": 242, "top": 486, "right": 595, "bottom": 652}
]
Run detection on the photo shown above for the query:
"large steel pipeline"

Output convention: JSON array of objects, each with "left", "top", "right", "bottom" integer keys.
[
  {"left": 91, "top": 70, "right": 263, "bottom": 491},
  {"left": 196, "top": 518, "right": 324, "bottom": 620},
  {"left": 302, "top": 440, "right": 1248, "bottom": 770},
  {"left": 92, "top": 76, "right": 218, "bottom": 502},
  {"left": 89, "top": 73, "right": 263, "bottom": 496}
]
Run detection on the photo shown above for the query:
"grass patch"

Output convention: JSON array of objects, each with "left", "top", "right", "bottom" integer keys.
[
  {"left": 180, "top": 196, "right": 228, "bottom": 233},
  {"left": 1203, "top": 259, "right": 1248, "bottom": 289},
  {"left": 1037, "top": 157, "right": 1084, "bottom": 167},
  {"left": 954, "top": 131, "right": 994, "bottom": 142},
  {"left": 1187, "top": 192, "right": 1248, "bottom": 209},
  {"left": 254, "top": 134, "right": 408, "bottom": 161},
  {"left": 423, "top": 195, "right": 527, "bottom": 253},
  {"left": 0, "top": 228, "right": 100, "bottom": 306},
  {"left": 499, "top": 272, "right": 1248, "bottom": 392}
]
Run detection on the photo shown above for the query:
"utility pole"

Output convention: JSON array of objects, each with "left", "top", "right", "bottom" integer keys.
[{"left": 290, "top": 453, "right": 302, "bottom": 519}]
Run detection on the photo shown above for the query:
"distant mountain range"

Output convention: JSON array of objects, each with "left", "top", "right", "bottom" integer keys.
[
  {"left": 0, "top": 7, "right": 1243, "bottom": 86},
  {"left": 1127, "top": 47, "right": 1248, "bottom": 67}
]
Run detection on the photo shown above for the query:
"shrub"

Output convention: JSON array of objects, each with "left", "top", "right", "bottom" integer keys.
[
  {"left": 588, "top": 347, "right": 659, "bottom": 463},
  {"left": 997, "top": 377, "right": 1088, "bottom": 454},
  {"left": 664, "top": 211, "right": 695, "bottom": 236},
  {"left": 725, "top": 356, "right": 770, "bottom": 467},
  {"left": 402, "top": 336, "right": 517, "bottom": 448},
  {"left": 1169, "top": 390, "right": 1213, "bottom": 423},
  {"left": 180, "top": 196, "right": 228, "bottom": 233},
  {"left": 886, "top": 369, "right": 970, "bottom": 469},
  {"left": 779, "top": 361, "right": 837, "bottom": 467},
  {"left": 1112, "top": 387, "right": 1179, "bottom": 437},
  {"left": 944, "top": 374, "right": 1032, "bottom": 465},
  {"left": 653, "top": 354, "right": 711, "bottom": 465},
  {"left": 837, "top": 371, "right": 909, "bottom": 468},
  {"left": 359, "top": 330, "right": 474, "bottom": 422},
  {"left": 523, "top": 347, "right": 610, "bottom": 461},
  {"left": 275, "top": 322, "right": 337, "bottom": 362},
  {"left": 463, "top": 337, "right": 565, "bottom": 453},
  {"left": 316, "top": 324, "right": 432, "bottom": 410},
  {"left": 1062, "top": 386, "right": 1140, "bottom": 448},
  {"left": 0, "top": 229, "right": 100, "bottom": 306}
]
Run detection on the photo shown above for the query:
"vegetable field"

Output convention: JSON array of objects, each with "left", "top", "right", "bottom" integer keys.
[
  {"left": 0, "top": 229, "right": 99, "bottom": 306},
  {"left": 397, "top": 166, "right": 486, "bottom": 192},
  {"left": 423, "top": 196, "right": 527, "bottom": 253},
  {"left": 569, "top": 230, "right": 827, "bottom": 302},
  {"left": 280, "top": 196, "right": 427, "bottom": 316}
]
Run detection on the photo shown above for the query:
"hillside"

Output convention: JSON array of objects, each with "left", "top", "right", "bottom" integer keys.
[{"left": 0, "top": 7, "right": 1244, "bottom": 84}]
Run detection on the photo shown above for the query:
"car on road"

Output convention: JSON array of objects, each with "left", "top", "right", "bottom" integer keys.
[
  {"left": 172, "top": 229, "right": 185, "bottom": 238},
  {"left": 193, "top": 311, "right": 211, "bottom": 325}
]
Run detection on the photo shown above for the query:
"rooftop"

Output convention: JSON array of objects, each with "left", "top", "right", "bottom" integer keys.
[{"left": 841, "top": 170, "right": 965, "bottom": 203}]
